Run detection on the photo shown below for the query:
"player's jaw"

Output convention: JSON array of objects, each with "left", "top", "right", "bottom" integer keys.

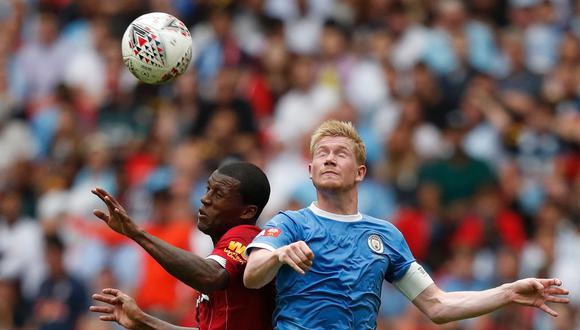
[
  {"left": 312, "top": 167, "right": 354, "bottom": 191},
  {"left": 197, "top": 207, "right": 211, "bottom": 233}
]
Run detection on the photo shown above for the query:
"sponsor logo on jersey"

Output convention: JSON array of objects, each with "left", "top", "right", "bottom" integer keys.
[
  {"left": 367, "top": 234, "right": 384, "bottom": 254},
  {"left": 196, "top": 293, "right": 210, "bottom": 306},
  {"left": 224, "top": 240, "right": 247, "bottom": 263}
]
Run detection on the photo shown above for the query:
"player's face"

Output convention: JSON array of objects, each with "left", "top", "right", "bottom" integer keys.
[
  {"left": 198, "top": 172, "right": 246, "bottom": 237},
  {"left": 309, "top": 136, "right": 366, "bottom": 192}
]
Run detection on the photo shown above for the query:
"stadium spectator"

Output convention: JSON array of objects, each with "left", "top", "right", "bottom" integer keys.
[
  {"left": 33, "top": 234, "right": 89, "bottom": 330},
  {"left": 1, "top": 0, "right": 579, "bottom": 328}
]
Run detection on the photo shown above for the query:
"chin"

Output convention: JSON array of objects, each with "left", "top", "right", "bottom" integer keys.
[
  {"left": 314, "top": 180, "right": 345, "bottom": 191},
  {"left": 197, "top": 222, "right": 209, "bottom": 234}
]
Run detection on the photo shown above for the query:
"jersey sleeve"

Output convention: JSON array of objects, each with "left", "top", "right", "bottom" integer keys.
[
  {"left": 246, "top": 212, "right": 301, "bottom": 255},
  {"left": 384, "top": 226, "right": 416, "bottom": 283},
  {"left": 206, "top": 226, "right": 259, "bottom": 281}
]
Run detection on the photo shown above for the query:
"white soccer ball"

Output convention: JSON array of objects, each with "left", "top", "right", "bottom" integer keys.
[{"left": 121, "top": 12, "right": 192, "bottom": 84}]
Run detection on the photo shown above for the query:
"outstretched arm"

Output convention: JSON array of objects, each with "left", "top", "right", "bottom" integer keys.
[
  {"left": 413, "top": 278, "right": 570, "bottom": 324},
  {"left": 90, "top": 288, "right": 197, "bottom": 330},
  {"left": 92, "top": 188, "right": 228, "bottom": 293},
  {"left": 243, "top": 242, "right": 314, "bottom": 289}
]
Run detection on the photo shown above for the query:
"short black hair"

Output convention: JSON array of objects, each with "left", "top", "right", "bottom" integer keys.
[
  {"left": 152, "top": 187, "right": 172, "bottom": 203},
  {"left": 217, "top": 161, "right": 270, "bottom": 219},
  {"left": 45, "top": 234, "right": 65, "bottom": 252}
]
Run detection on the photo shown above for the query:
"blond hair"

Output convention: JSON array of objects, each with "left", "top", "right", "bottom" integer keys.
[{"left": 310, "top": 120, "right": 366, "bottom": 165}]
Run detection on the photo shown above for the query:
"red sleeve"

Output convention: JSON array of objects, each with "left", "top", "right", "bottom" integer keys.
[{"left": 208, "top": 225, "right": 260, "bottom": 280}]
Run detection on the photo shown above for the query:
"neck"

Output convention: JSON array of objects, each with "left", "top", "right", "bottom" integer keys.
[
  {"left": 51, "top": 269, "right": 66, "bottom": 280},
  {"left": 315, "top": 187, "right": 358, "bottom": 215}
]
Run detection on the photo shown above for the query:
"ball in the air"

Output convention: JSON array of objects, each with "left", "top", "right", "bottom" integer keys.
[{"left": 121, "top": 12, "right": 192, "bottom": 84}]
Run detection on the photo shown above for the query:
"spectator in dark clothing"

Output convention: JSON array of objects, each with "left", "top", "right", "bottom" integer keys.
[{"left": 34, "top": 234, "right": 89, "bottom": 330}]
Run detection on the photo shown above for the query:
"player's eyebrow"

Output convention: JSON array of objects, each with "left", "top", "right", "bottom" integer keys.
[{"left": 333, "top": 145, "right": 350, "bottom": 153}]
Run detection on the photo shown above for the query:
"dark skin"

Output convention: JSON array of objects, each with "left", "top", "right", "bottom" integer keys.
[{"left": 91, "top": 171, "right": 258, "bottom": 293}]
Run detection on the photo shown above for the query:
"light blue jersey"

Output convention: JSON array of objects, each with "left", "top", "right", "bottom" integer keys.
[{"left": 247, "top": 203, "right": 415, "bottom": 330}]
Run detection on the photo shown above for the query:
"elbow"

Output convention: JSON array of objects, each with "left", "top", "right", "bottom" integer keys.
[
  {"left": 424, "top": 294, "right": 450, "bottom": 325},
  {"left": 430, "top": 314, "right": 449, "bottom": 325},
  {"left": 191, "top": 270, "right": 229, "bottom": 293},
  {"left": 427, "top": 307, "right": 449, "bottom": 325},
  {"left": 243, "top": 270, "right": 264, "bottom": 289}
]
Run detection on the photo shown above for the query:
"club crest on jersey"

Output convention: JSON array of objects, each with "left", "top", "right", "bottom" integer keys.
[
  {"left": 367, "top": 234, "right": 384, "bottom": 253},
  {"left": 259, "top": 228, "right": 282, "bottom": 237}
]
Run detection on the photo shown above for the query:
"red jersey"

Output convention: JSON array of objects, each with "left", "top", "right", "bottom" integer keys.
[{"left": 197, "top": 225, "right": 274, "bottom": 330}]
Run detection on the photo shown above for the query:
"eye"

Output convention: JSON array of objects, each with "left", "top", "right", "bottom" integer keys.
[
  {"left": 316, "top": 149, "right": 328, "bottom": 157},
  {"left": 205, "top": 185, "right": 210, "bottom": 192}
]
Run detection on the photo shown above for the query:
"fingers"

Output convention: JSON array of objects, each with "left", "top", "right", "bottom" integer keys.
[
  {"left": 92, "top": 188, "right": 123, "bottom": 213},
  {"left": 277, "top": 241, "right": 315, "bottom": 275},
  {"left": 544, "top": 287, "right": 569, "bottom": 296},
  {"left": 92, "top": 293, "right": 117, "bottom": 305},
  {"left": 89, "top": 305, "right": 114, "bottom": 314},
  {"left": 287, "top": 251, "right": 311, "bottom": 272},
  {"left": 91, "top": 188, "right": 112, "bottom": 206},
  {"left": 537, "top": 278, "right": 562, "bottom": 288},
  {"left": 545, "top": 295, "right": 570, "bottom": 304},
  {"left": 100, "top": 288, "right": 134, "bottom": 305},
  {"left": 539, "top": 303, "right": 559, "bottom": 317},
  {"left": 99, "top": 315, "right": 117, "bottom": 322},
  {"left": 282, "top": 256, "right": 307, "bottom": 275},
  {"left": 102, "top": 288, "right": 122, "bottom": 296},
  {"left": 93, "top": 209, "right": 110, "bottom": 223},
  {"left": 290, "top": 244, "right": 313, "bottom": 270},
  {"left": 296, "top": 241, "right": 315, "bottom": 260}
]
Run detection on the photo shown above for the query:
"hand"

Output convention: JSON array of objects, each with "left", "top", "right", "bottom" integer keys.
[
  {"left": 90, "top": 288, "right": 143, "bottom": 329},
  {"left": 274, "top": 241, "right": 314, "bottom": 275},
  {"left": 92, "top": 187, "right": 139, "bottom": 238},
  {"left": 509, "top": 278, "right": 570, "bottom": 317}
]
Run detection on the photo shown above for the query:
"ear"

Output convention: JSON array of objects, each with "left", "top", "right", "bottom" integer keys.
[
  {"left": 308, "top": 163, "right": 313, "bottom": 179},
  {"left": 240, "top": 205, "right": 258, "bottom": 221},
  {"left": 355, "top": 164, "right": 366, "bottom": 183}
]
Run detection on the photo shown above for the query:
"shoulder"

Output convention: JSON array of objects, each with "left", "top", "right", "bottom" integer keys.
[
  {"left": 268, "top": 208, "right": 310, "bottom": 225},
  {"left": 362, "top": 214, "right": 405, "bottom": 239},
  {"left": 279, "top": 208, "right": 309, "bottom": 220}
]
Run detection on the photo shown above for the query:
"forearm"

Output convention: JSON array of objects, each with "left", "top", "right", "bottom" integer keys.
[
  {"left": 425, "top": 284, "right": 512, "bottom": 324},
  {"left": 131, "top": 229, "right": 226, "bottom": 292},
  {"left": 243, "top": 249, "right": 282, "bottom": 289},
  {"left": 134, "top": 311, "right": 198, "bottom": 330}
]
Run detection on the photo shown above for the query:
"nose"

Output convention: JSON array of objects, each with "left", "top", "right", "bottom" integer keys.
[
  {"left": 200, "top": 193, "right": 211, "bottom": 206},
  {"left": 324, "top": 152, "right": 337, "bottom": 165}
]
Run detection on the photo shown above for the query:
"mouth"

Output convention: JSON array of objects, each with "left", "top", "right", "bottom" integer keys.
[
  {"left": 198, "top": 208, "right": 208, "bottom": 219},
  {"left": 322, "top": 171, "right": 339, "bottom": 176}
]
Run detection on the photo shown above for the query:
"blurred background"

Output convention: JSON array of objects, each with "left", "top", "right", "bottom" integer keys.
[{"left": 0, "top": 0, "right": 578, "bottom": 329}]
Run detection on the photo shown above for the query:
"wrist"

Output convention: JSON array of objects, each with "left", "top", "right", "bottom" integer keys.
[
  {"left": 132, "top": 309, "right": 152, "bottom": 329},
  {"left": 129, "top": 227, "right": 147, "bottom": 241},
  {"left": 500, "top": 282, "right": 515, "bottom": 305}
]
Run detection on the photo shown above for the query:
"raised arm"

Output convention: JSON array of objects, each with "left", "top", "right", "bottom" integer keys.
[
  {"left": 243, "top": 241, "right": 314, "bottom": 289},
  {"left": 92, "top": 188, "right": 228, "bottom": 293},
  {"left": 413, "top": 278, "right": 570, "bottom": 324},
  {"left": 90, "top": 288, "right": 197, "bottom": 330}
]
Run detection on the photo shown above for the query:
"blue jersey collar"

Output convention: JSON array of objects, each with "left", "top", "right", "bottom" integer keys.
[{"left": 308, "top": 202, "right": 363, "bottom": 222}]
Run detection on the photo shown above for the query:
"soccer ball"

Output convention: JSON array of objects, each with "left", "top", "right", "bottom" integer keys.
[{"left": 121, "top": 12, "right": 192, "bottom": 84}]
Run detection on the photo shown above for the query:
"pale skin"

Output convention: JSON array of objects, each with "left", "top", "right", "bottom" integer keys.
[{"left": 243, "top": 135, "right": 570, "bottom": 323}]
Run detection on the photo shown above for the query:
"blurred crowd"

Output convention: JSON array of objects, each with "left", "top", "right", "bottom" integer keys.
[{"left": 0, "top": 0, "right": 579, "bottom": 329}]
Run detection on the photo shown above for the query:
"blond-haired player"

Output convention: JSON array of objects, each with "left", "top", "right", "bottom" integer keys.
[{"left": 243, "top": 120, "right": 569, "bottom": 329}]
